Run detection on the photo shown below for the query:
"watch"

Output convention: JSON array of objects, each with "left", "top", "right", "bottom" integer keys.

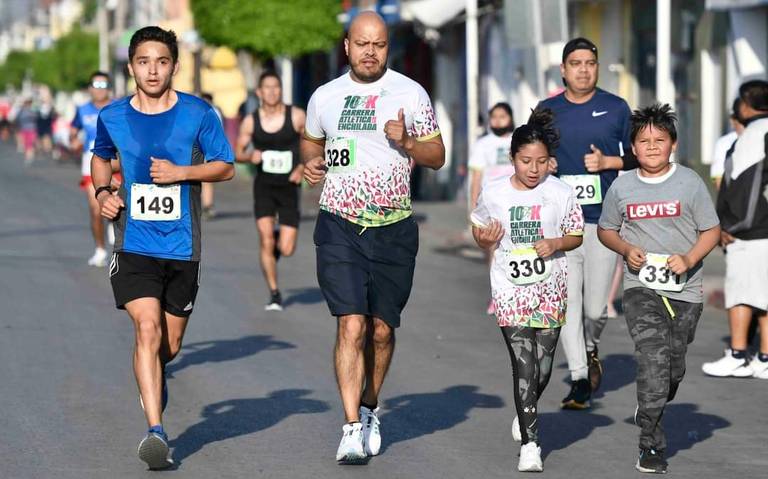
[{"left": 94, "top": 185, "right": 113, "bottom": 200}]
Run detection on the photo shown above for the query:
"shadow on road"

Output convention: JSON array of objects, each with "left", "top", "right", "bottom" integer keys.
[
  {"left": 167, "top": 335, "right": 295, "bottom": 376},
  {"left": 618, "top": 402, "right": 730, "bottom": 459},
  {"left": 538, "top": 410, "right": 614, "bottom": 458},
  {"left": 283, "top": 287, "right": 325, "bottom": 307},
  {"left": 170, "top": 389, "right": 330, "bottom": 464},
  {"left": 380, "top": 385, "right": 505, "bottom": 451},
  {"left": 558, "top": 354, "right": 637, "bottom": 399}
]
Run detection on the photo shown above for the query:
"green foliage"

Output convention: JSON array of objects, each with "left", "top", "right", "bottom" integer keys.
[
  {"left": 191, "top": 0, "right": 343, "bottom": 58},
  {"left": 0, "top": 50, "right": 34, "bottom": 88},
  {"left": 81, "top": 0, "right": 98, "bottom": 24},
  {"left": 0, "top": 26, "right": 98, "bottom": 91}
]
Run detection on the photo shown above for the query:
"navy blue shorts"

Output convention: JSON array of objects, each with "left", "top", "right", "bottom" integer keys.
[{"left": 313, "top": 210, "right": 418, "bottom": 328}]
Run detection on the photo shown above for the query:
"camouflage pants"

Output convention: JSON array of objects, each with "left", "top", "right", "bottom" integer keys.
[
  {"left": 500, "top": 325, "right": 560, "bottom": 445},
  {"left": 623, "top": 287, "right": 702, "bottom": 450}
]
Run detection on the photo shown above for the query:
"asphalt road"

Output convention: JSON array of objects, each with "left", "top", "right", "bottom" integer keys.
[{"left": 0, "top": 143, "right": 765, "bottom": 479}]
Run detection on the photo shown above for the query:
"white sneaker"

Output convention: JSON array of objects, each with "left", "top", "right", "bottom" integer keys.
[
  {"left": 336, "top": 422, "right": 366, "bottom": 463},
  {"left": 360, "top": 406, "right": 381, "bottom": 456},
  {"left": 701, "top": 349, "right": 753, "bottom": 377},
  {"left": 87, "top": 247, "right": 108, "bottom": 267},
  {"left": 106, "top": 223, "right": 115, "bottom": 245},
  {"left": 748, "top": 357, "right": 768, "bottom": 379},
  {"left": 512, "top": 415, "right": 522, "bottom": 442},
  {"left": 518, "top": 442, "right": 543, "bottom": 472}
]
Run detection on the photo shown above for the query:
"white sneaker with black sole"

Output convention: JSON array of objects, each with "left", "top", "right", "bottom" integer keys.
[
  {"left": 701, "top": 349, "right": 753, "bottom": 377},
  {"left": 336, "top": 422, "right": 366, "bottom": 464},
  {"left": 360, "top": 405, "right": 381, "bottom": 456},
  {"left": 137, "top": 431, "right": 173, "bottom": 470},
  {"left": 518, "top": 442, "right": 543, "bottom": 472}
]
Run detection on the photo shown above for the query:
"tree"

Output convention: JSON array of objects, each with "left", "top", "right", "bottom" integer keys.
[
  {"left": 0, "top": 26, "right": 98, "bottom": 92},
  {"left": 191, "top": 0, "right": 343, "bottom": 58}
]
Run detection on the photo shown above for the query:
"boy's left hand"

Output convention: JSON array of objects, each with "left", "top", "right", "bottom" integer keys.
[{"left": 667, "top": 254, "right": 693, "bottom": 275}]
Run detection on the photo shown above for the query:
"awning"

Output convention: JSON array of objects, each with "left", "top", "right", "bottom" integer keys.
[
  {"left": 400, "top": 0, "right": 466, "bottom": 29},
  {"left": 706, "top": 0, "right": 768, "bottom": 10}
]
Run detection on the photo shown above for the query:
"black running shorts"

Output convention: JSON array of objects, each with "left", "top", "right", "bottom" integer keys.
[
  {"left": 109, "top": 252, "right": 201, "bottom": 317},
  {"left": 313, "top": 210, "right": 418, "bottom": 328},
  {"left": 253, "top": 180, "right": 300, "bottom": 227}
]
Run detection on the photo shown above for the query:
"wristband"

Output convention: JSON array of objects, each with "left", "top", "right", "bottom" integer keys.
[{"left": 94, "top": 185, "right": 113, "bottom": 200}]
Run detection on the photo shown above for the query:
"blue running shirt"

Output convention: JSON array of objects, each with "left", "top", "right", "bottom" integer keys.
[
  {"left": 92, "top": 92, "right": 234, "bottom": 260},
  {"left": 538, "top": 88, "right": 631, "bottom": 224}
]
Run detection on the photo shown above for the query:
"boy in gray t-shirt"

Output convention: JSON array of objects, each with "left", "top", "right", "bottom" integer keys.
[{"left": 598, "top": 104, "right": 720, "bottom": 475}]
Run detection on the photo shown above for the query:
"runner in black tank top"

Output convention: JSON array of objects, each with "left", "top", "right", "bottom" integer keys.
[{"left": 234, "top": 71, "right": 306, "bottom": 311}]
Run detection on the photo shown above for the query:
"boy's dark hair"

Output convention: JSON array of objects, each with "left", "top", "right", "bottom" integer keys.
[
  {"left": 730, "top": 97, "right": 743, "bottom": 123},
  {"left": 89, "top": 70, "right": 110, "bottom": 82},
  {"left": 739, "top": 79, "right": 768, "bottom": 112},
  {"left": 509, "top": 108, "right": 559, "bottom": 157},
  {"left": 258, "top": 70, "right": 282, "bottom": 88},
  {"left": 630, "top": 103, "right": 678, "bottom": 143},
  {"left": 128, "top": 26, "right": 178, "bottom": 63}
]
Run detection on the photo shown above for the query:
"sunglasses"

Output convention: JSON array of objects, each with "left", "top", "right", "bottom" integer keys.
[{"left": 91, "top": 81, "right": 110, "bottom": 89}]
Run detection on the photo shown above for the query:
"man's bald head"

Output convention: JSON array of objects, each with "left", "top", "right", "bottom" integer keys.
[
  {"left": 347, "top": 11, "right": 388, "bottom": 40},
  {"left": 345, "top": 11, "right": 389, "bottom": 83}
]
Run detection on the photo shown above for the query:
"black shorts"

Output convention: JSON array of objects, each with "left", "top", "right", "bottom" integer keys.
[
  {"left": 253, "top": 181, "right": 300, "bottom": 227},
  {"left": 109, "top": 252, "right": 201, "bottom": 317},
  {"left": 313, "top": 210, "right": 418, "bottom": 328}
]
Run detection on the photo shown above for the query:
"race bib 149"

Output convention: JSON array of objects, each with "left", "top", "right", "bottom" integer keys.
[{"left": 130, "top": 183, "right": 181, "bottom": 221}]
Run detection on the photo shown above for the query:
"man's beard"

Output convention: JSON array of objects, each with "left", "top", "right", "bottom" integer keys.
[{"left": 351, "top": 63, "right": 386, "bottom": 83}]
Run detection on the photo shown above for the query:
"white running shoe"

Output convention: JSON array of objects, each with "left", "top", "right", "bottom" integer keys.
[
  {"left": 518, "top": 442, "right": 543, "bottom": 472},
  {"left": 87, "top": 247, "right": 108, "bottom": 267},
  {"left": 360, "top": 405, "right": 381, "bottom": 456},
  {"left": 748, "top": 357, "right": 768, "bottom": 379},
  {"left": 106, "top": 223, "right": 115, "bottom": 245},
  {"left": 336, "top": 422, "right": 366, "bottom": 464},
  {"left": 137, "top": 432, "right": 174, "bottom": 470},
  {"left": 701, "top": 349, "right": 753, "bottom": 377},
  {"left": 512, "top": 415, "right": 522, "bottom": 442}
]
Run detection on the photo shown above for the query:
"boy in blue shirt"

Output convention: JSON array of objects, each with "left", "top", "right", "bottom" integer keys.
[{"left": 91, "top": 26, "right": 234, "bottom": 469}]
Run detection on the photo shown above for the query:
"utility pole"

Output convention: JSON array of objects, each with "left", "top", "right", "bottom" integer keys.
[
  {"left": 97, "top": 0, "right": 109, "bottom": 72},
  {"left": 466, "top": 0, "right": 479, "bottom": 152}
]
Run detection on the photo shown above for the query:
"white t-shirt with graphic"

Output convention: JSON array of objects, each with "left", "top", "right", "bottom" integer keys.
[
  {"left": 468, "top": 132, "right": 514, "bottom": 183},
  {"left": 305, "top": 69, "right": 440, "bottom": 227},
  {"left": 471, "top": 175, "right": 584, "bottom": 328}
]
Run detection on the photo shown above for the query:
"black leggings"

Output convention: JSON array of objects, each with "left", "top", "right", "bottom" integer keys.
[{"left": 500, "top": 325, "right": 561, "bottom": 444}]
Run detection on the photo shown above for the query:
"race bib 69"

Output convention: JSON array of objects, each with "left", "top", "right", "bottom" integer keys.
[{"left": 262, "top": 150, "right": 293, "bottom": 174}]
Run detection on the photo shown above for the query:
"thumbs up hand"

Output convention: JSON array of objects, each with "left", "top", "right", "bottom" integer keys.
[
  {"left": 384, "top": 108, "right": 414, "bottom": 151},
  {"left": 584, "top": 144, "right": 604, "bottom": 173}
]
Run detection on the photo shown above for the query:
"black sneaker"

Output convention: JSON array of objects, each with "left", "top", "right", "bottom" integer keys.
[
  {"left": 265, "top": 290, "right": 283, "bottom": 311},
  {"left": 561, "top": 378, "right": 591, "bottom": 409},
  {"left": 587, "top": 346, "right": 603, "bottom": 392},
  {"left": 636, "top": 448, "right": 667, "bottom": 474}
]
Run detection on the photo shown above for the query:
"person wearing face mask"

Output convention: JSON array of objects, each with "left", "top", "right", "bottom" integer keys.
[{"left": 468, "top": 102, "right": 515, "bottom": 314}]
